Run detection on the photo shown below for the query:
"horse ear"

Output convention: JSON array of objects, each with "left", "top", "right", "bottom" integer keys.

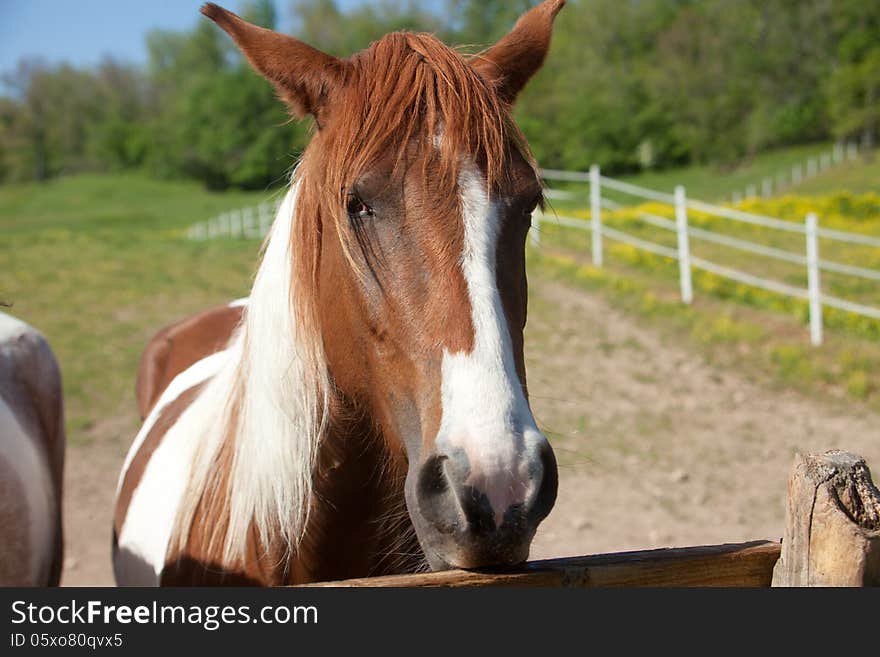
[
  {"left": 471, "top": 0, "right": 566, "bottom": 105},
  {"left": 200, "top": 3, "right": 345, "bottom": 123}
]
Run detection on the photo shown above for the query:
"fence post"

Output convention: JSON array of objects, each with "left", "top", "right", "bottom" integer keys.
[
  {"left": 805, "top": 212, "right": 823, "bottom": 346},
  {"left": 675, "top": 185, "right": 693, "bottom": 305},
  {"left": 847, "top": 141, "right": 858, "bottom": 161},
  {"left": 243, "top": 206, "right": 255, "bottom": 239},
  {"left": 590, "top": 164, "right": 603, "bottom": 266},
  {"left": 258, "top": 203, "right": 270, "bottom": 237}
]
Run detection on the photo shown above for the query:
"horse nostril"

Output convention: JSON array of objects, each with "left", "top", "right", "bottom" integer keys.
[
  {"left": 528, "top": 439, "right": 558, "bottom": 525},
  {"left": 416, "top": 453, "right": 496, "bottom": 536},
  {"left": 416, "top": 454, "right": 456, "bottom": 533},
  {"left": 458, "top": 486, "right": 498, "bottom": 536}
]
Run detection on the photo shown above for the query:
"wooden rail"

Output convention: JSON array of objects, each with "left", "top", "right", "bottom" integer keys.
[{"left": 303, "top": 540, "right": 782, "bottom": 588}]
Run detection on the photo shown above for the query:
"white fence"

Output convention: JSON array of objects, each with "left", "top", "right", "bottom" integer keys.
[
  {"left": 729, "top": 141, "right": 859, "bottom": 204},
  {"left": 535, "top": 166, "right": 880, "bottom": 346},
  {"left": 186, "top": 199, "right": 282, "bottom": 241}
]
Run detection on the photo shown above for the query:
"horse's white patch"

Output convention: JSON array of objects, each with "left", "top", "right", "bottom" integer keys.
[
  {"left": 0, "top": 313, "right": 29, "bottom": 344},
  {"left": 436, "top": 164, "right": 545, "bottom": 526},
  {"left": 228, "top": 298, "right": 248, "bottom": 309},
  {"left": 114, "top": 350, "right": 229, "bottom": 584},
  {"left": 0, "top": 396, "right": 55, "bottom": 585}
]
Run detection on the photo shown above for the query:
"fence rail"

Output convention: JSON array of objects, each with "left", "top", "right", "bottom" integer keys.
[
  {"left": 186, "top": 199, "right": 282, "bottom": 241},
  {"left": 536, "top": 166, "right": 880, "bottom": 345},
  {"left": 302, "top": 540, "right": 781, "bottom": 587}
]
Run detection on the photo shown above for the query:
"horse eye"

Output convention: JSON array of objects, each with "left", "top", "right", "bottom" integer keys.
[{"left": 346, "top": 193, "right": 374, "bottom": 220}]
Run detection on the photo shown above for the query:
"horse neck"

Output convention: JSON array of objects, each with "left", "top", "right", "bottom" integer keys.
[{"left": 285, "top": 396, "right": 424, "bottom": 584}]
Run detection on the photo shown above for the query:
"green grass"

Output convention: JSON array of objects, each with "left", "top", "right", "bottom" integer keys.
[
  {"left": 622, "top": 142, "right": 838, "bottom": 201},
  {"left": 786, "top": 156, "right": 880, "bottom": 196},
  {"left": 1, "top": 173, "right": 276, "bottom": 444}
]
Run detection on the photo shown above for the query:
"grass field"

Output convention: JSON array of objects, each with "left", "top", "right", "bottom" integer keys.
[
  {"left": 1, "top": 173, "right": 276, "bottom": 443},
  {"left": 2, "top": 148, "right": 878, "bottom": 448}
]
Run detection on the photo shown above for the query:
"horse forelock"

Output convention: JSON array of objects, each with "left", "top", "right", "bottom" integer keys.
[{"left": 294, "top": 31, "right": 537, "bottom": 257}]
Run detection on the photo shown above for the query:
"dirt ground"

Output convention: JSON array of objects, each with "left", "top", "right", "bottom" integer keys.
[{"left": 59, "top": 275, "right": 880, "bottom": 585}]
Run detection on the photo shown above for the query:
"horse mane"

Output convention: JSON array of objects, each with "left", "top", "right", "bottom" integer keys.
[
  {"left": 172, "top": 179, "right": 331, "bottom": 567},
  {"left": 172, "top": 30, "right": 537, "bottom": 570}
]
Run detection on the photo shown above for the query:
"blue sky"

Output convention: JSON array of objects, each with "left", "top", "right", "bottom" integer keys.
[{"left": 0, "top": 0, "right": 430, "bottom": 75}]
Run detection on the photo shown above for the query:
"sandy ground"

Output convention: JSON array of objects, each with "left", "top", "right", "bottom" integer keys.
[{"left": 59, "top": 275, "right": 880, "bottom": 585}]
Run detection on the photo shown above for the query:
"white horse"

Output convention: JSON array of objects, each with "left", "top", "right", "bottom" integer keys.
[{"left": 0, "top": 311, "right": 65, "bottom": 586}]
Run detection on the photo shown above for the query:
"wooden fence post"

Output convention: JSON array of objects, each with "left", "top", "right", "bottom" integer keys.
[
  {"left": 590, "top": 164, "right": 603, "bottom": 266},
  {"left": 772, "top": 451, "right": 880, "bottom": 586},
  {"left": 675, "top": 185, "right": 693, "bottom": 305},
  {"left": 805, "top": 213, "right": 823, "bottom": 346}
]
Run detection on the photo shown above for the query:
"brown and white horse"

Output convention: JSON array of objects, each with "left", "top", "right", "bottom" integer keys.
[
  {"left": 114, "top": 0, "right": 565, "bottom": 586},
  {"left": 0, "top": 311, "right": 65, "bottom": 586}
]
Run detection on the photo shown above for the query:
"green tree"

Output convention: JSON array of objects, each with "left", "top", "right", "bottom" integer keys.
[{"left": 827, "top": 1, "right": 880, "bottom": 152}]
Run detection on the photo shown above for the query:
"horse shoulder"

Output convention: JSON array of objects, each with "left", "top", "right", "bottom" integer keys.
[
  {"left": 114, "top": 350, "right": 228, "bottom": 585},
  {"left": 135, "top": 300, "right": 246, "bottom": 420}
]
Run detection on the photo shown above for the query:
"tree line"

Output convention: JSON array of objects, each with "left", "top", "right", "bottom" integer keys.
[{"left": 1, "top": 0, "right": 877, "bottom": 190}]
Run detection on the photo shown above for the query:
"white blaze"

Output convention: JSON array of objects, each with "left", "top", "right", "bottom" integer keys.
[{"left": 436, "top": 163, "right": 544, "bottom": 526}]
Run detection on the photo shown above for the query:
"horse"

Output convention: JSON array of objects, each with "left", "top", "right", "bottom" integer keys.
[
  {"left": 0, "top": 311, "right": 66, "bottom": 586},
  {"left": 113, "top": 0, "right": 566, "bottom": 586}
]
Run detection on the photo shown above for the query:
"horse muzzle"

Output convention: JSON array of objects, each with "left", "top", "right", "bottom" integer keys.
[{"left": 406, "top": 433, "right": 558, "bottom": 570}]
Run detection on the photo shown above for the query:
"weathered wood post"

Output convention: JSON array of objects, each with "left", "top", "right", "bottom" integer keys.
[{"left": 772, "top": 450, "right": 880, "bottom": 586}]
